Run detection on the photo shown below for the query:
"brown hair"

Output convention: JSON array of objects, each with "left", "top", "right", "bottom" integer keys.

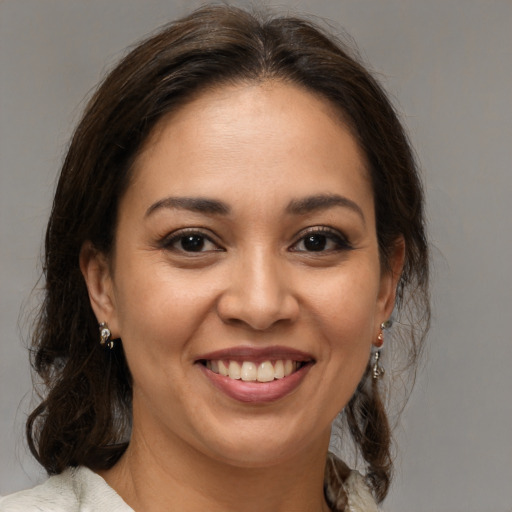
[{"left": 27, "top": 4, "right": 429, "bottom": 503}]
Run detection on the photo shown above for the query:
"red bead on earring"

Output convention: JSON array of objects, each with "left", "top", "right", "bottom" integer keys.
[{"left": 375, "top": 329, "right": 384, "bottom": 348}]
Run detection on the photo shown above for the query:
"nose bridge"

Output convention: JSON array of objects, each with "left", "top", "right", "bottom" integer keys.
[{"left": 217, "top": 244, "right": 298, "bottom": 330}]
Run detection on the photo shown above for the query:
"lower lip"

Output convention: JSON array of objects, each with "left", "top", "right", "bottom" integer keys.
[{"left": 198, "top": 363, "right": 312, "bottom": 403}]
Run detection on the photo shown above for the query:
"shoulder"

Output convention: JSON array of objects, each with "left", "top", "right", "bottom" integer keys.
[
  {"left": 0, "top": 467, "right": 133, "bottom": 512},
  {"left": 342, "top": 471, "right": 380, "bottom": 512},
  {"left": 324, "top": 453, "right": 380, "bottom": 512},
  {"left": 0, "top": 468, "right": 78, "bottom": 512}
]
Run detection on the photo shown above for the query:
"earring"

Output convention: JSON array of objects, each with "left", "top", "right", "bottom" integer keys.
[
  {"left": 99, "top": 322, "right": 115, "bottom": 350},
  {"left": 381, "top": 319, "right": 393, "bottom": 329},
  {"left": 375, "top": 320, "right": 387, "bottom": 348},
  {"left": 372, "top": 350, "right": 385, "bottom": 380},
  {"left": 375, "top": 330, "right": 384, "bottom": 348},
  {"left": 372, "top": 320, "right": 390, "bottom": 380}
]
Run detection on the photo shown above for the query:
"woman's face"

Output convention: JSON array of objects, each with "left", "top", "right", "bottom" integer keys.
[{"left": 83, "top": 82, "right": 400, "bottom": 468}]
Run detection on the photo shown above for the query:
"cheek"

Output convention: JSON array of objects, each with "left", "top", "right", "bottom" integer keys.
[
  {"left": 305, "top": 267, "right": 380, "bottom": 390},
  {"left": 307, "top": 266, "right": 380, "bottom": 338},
  {"left": 112, "top": 260, "right": 218, "bottom": 360},
  {"left": 300, "top": 283, "right": 377, "bottom": 423}
]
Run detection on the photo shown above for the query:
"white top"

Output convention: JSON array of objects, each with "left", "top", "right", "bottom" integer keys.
[
  {"left": 0, "top": 467, "right": 133, "bottom": 512},
  {"left": 0, "top": 464, "right": 378, "bottom": 512}
]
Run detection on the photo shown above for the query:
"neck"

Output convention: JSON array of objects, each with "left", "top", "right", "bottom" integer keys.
[{"left": 100, "top": 422, "right": 332, "bottom": 512}]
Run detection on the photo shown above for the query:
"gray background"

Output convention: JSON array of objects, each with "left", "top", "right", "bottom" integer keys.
[{"left": 1, "top": 1, "right": 511, "bottom": 510}]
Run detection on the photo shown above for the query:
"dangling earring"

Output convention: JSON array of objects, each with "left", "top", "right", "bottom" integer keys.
[
  {"left": 372, "top": 351, "right": 384, "bottom": 380},
  {"left": 375, "top": 328, "right": 384, "bottom": 348},
  {"left": 372, "top": 321, "right": 389, "bottom": 380},
  {"left": 99, "top": 322, "right": 115, "bottom": 350}
]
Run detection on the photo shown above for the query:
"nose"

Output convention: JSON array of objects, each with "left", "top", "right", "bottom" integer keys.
[{"left": 216, "top": 248, "right": 300, "bottom": 331}]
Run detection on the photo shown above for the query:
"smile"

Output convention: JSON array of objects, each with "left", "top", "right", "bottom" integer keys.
[
  {"left": 203, "top": 359, "right": 304, "bottom": 382},
  {"left": 196, "top": 346, "right": 314, "bottom": 403}
]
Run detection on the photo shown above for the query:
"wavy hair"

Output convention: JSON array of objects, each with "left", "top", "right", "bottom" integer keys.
[{"left": 27, "top": 4, "right": 429, "bottom": 503}]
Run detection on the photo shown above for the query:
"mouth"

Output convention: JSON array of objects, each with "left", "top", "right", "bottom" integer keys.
[
  {"left": 199, "top": 359, "right": 308, "bottom": 382},
  {"left": 195, "top": 347, "right": 314, "bottom": 403}
]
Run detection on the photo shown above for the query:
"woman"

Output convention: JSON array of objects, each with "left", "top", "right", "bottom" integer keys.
[{"left": 0, "top": 5, "right": 429, "bottom": 512}]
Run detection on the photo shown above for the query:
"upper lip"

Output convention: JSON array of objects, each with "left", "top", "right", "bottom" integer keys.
[{"left": 196, "top": 345, "right": 315, "bottom": 364}]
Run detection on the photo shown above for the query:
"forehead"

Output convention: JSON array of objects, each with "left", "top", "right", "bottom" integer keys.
[{"left": 126, "top": 81, "right": 373, "bottom": 215}]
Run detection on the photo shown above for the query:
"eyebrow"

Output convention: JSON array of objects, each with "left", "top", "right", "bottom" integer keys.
[
  {"left": 145, "top": 193, "right": 364, "bottom": 222},
  {"left": 145, "top": 196, "right": 231, "bottom": 217},
  {"left": 286, "top": 194, "right": 365, "bottom": 223}
]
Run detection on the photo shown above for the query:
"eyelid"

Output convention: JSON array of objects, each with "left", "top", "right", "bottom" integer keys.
[
  {"left": 158, "top": 225, "right": 351, "bottom": 254},
  {"left": 289, "top": 226, "right": 353, "bottom": 252},
  {"left": 160, "top": 227, "right": 224, "bottom": 252}
]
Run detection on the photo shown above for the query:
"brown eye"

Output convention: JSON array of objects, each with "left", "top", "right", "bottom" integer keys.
[
  {"left": 303, "top": 234, "right": 327, "bottom": 251},
  {"left": 162, "top": 230, "right": 221, "bottom": 253},
  {"left": 291, "top": 228, "right": 352, "bottom": 253},
  {"left": 180, "top": 234, "right": 206, "bottom": 252}
]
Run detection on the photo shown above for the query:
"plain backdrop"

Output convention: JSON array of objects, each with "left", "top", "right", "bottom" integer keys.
[{"left": 1, "top": 1, "right": 511, "bottom": 511}]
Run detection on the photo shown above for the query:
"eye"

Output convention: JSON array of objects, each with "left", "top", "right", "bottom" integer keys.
[
  {"left": 291, "top": 228, "right": 352, "bottom": 253},
  {"left": 162, "top": 230, "right": 221, "bottom": 253}
]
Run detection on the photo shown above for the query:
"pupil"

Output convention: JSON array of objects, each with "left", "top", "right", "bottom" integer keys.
[
  {"left": 181, "top": 235, "right": 204, "bottom": 252},
  {"left": 304, "top": 234, "right": 326, "bottom": 251}
]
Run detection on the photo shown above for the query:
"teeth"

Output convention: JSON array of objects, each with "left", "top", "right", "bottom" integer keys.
[
  {"left": 284, "top": 360, "right": 294, "bottom": 377},
  {"left": 257, "top": 361, "right": 274, "bottom": 382},
  {"left": 241, "top": 362, "right": 257, "bottom": 381},
  {"left": 218, "top": 360, "right": 229, "bottom": 376},
  {"left": 274, "top": 360, "right": 284, "bottom": 379},
  {"left": 207, "top": 359, "right": 301, "bottom": 382},
  {"left": 228, "top": 360, "right": 241, "bottom": 379}
]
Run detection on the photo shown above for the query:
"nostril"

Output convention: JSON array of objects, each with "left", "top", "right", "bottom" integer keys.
[{"left": 216, "top": 289, "right": 299, "bottom": 331}]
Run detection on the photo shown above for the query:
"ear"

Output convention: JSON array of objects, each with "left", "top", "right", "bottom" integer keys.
[
  {"left": 79, "top": 241, "right": 119, "bottom": 336},
  {"left": 376, "top": 236, "right": 405, "bottom": 327}
]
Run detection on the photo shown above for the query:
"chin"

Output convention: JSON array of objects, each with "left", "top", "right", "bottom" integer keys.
[
  {"left": 210, "top": 442, "right": 303, "bottom": 469},
  {"left": 195, "top": 419, "right": 330, "bottom": 469}
]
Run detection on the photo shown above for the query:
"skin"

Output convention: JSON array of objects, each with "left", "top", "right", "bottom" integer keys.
[{"left": 81, "top": 81, "right": 404, "bottom": 512}]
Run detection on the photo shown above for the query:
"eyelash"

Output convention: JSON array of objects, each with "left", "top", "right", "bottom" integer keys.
[
  {"left": 160, "top": 228, "right": 221, "bottom": 254},
  {"left": 290, "top": 227, "right": 353, "bottom": 253},
  {"left": 160, "top": 226, "right": 352, "bottom": 254}
]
